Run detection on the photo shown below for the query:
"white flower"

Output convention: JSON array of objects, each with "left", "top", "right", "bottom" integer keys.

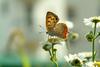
[
  {"left": 64, "top": 53, "right": 97, "bottom": 67},
  {"left": 78, "top": 52, "right": 92, "bottom": 61},
  {"left": 83, "top": 16, "right": 100, "bottom": 28},
  {"left": 64, "top": 54, "right": 77, "bottom": 62},
  {"left": 64, "top": 54, "right": 83, "bottom": 66},
  {"left": 59, "top": 20, "right": 74, "bottom": 29},
  {"left": 85, "top": 62, "right": 96, "bottom": 67}
]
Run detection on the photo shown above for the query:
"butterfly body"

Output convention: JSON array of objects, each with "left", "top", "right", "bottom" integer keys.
[{"left": 46, "top": 11, "right": 68, "bottom": 39}]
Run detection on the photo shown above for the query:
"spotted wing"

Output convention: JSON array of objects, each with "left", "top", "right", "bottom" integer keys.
[{"left": 46, "top": 11, "right": 59, "bottom": 33}]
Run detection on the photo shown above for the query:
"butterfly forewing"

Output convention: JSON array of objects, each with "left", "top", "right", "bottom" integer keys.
[{"left": 46, "top": 11, "right": 59, "bottom": 32}]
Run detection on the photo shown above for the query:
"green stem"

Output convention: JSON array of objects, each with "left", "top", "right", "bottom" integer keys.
[
  {"left": 53, "top": 61, "right": 58, "bottom": 67},
  {"left": 49, "top": 50, "right": 52, "bottom": 56},
  {"left": 95, "top": 33, "right": 100, "bottom": 39},
  {"left": 92, "top": 23, "right": 97, "bottom": 62},
  {"left": 52, "top": 43, "right": 54, "bottom": 55},
  {"left": 51, "top": 43, "right": 58, "bottom": 67}
]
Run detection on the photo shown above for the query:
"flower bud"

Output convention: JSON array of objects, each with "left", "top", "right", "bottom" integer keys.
[
  {"left": 98, "top": 32, "right": 100, "bottom": 36},
  {"left": 43, "top": 43, "right": 52, "bottom": 51},
  {"left": 70, "top": 32, "right": 79, "bottom": 40},
  {"left": 86, "top": 31, "right": 94, "bottom": 42}
]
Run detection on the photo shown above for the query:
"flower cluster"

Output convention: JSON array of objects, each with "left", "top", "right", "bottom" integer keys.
[
  {"left": 83, "top": 16, "right": 100, "bottom": 62},
  {"left": 64, "top": 52, "right": 98, "bottom": 67},
  {"left": 64, "top": 54, "right": 83, "bottom": 66}
]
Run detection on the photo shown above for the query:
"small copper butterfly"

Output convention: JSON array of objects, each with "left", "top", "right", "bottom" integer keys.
[{"left": 46, "top": 11, "right": 68, "bottom": 39}]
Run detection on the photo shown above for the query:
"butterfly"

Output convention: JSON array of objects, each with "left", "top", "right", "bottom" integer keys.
[{"left": 46, "top": 11, "right": 68, "bottom": 39}]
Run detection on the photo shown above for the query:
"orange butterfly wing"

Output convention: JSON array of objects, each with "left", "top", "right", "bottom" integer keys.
[
  {"left": 46, "top": 11, "right": 59, "bottom": 32},
  {"left": 62, "top": 24, "right": 68, "bottom": 39},
  {"left": 54, "top": 23, "right": 68, "bottom": 39}
]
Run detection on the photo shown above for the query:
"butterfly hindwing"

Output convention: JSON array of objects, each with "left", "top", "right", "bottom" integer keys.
[{"left": 54, "top": 23, "right": 68, "bottom": 39}]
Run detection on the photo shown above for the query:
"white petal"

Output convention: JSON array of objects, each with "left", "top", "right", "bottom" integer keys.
[
  {"left": 85, "top": 62, "right": 95, "bottom": 67},
  {"left": 97, "top": 23, "right": 100, "bottom": 28},
  {"left": 83, "top": 18, "right": 90, "bottom": 22},
  {"left": 64, "top": 55, "right": 70, "bottom": 62},
  {"left": 68, "top": 54, "right": 74, "bottom": 61},
  {"left": 83, "top": 17, "right": 100, "bottom": 27},
  {"left": 83, "top": 18, "right": 92, "bottom": 26}
]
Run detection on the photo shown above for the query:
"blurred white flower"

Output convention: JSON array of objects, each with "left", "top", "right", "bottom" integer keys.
[
  {"left": 69, "top": 32, "right": 79, "bottom": 41},
  {"left": 64, "top": 54, "right": 77, "bottom": 62},
  {"left": 83, "top": 16, "right": 100, "bottom": 28},
  {"left": 64, "top": 52, "right": 96, "bottom": 67},
  {"left": 64, "top": 54, "right": 83, "bottom": 66},
  {"left": 59, "top": 20, "right": 74, "bottom": 29},
  {"left": 78, "top": 52, "right": 92, "bottom": 61},
  {"left": 85, "top": 62, "right": 96, "bottom": 67}
]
